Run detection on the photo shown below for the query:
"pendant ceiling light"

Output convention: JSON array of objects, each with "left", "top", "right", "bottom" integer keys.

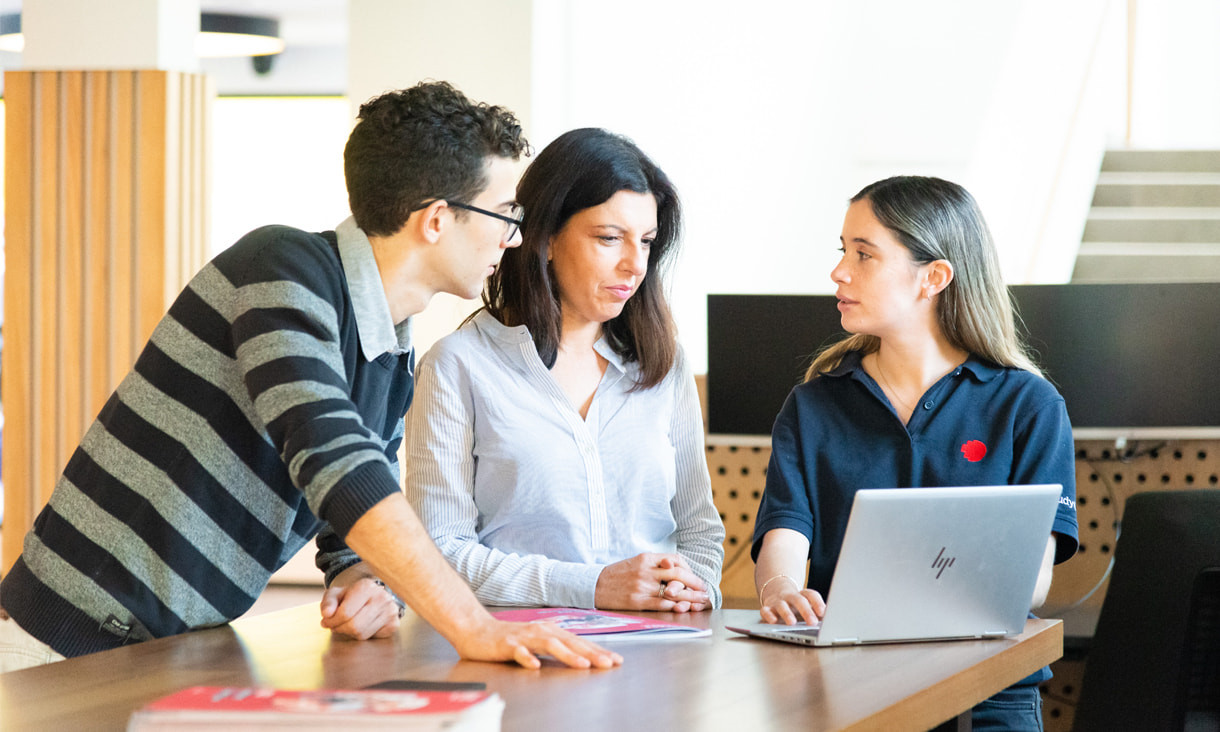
[
  {"left": 197, "top": 12, "right": 283, "bottom": 57},
  {"left": 0, "top": 14, "right": 20, "bottom": 53}
]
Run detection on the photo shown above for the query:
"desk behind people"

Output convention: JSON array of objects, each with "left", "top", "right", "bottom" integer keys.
[{"left": 0, "top": 604, "right": 1062, "bottom": 731}]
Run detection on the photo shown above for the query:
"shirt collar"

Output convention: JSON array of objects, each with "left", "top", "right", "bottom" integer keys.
[
  {"left": 336, "top": 216, "right": 413, "bottom": 361},
  {"left": 593, "top": 338, "right": 627, "bottom": 374},
  {"left": 472, "top": 309, "right": 627, "bottom": 375},
  {"left": 472, "top": 309, "right": 532, "bottom": 348},
  {"left": 823, "top": 350, "right": 1002, "bottom": 382},
  {"left": 822, "top": 350, "right": 864, "bottom": 379},
  {"left": 957, "top": 355, "right": 1004, "bottom": 381}
]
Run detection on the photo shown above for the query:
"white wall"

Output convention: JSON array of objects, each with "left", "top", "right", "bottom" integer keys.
[
  {"left": 968, "top": 0, "right": 1125, "bottom": 285},
  {"left": 526, "top": 0, "right": 1128, "bottom": 371},
  {"left": 7, "top": 0, "right": 1209, "bottom": 371},
  {"left": 530, "top": 0, "right": 849, "bottom": 366},
  {"left": 347, "top": 0, "right": 535, "bottom": 354},
  {"left": 1129, "top": 0, "right": 1220, "bottom": 147},
  {"left": 209, "top": 97, "right": 351, "bottom": 257},
  {"left": 200, "top": 45, "right": 346, "bottom": 96},
  {"left": 180, "top": 0, "right": 1220, "bottom": 372},
  {"left": 19, "top": 0, "right": 198, "bottom": 71}
]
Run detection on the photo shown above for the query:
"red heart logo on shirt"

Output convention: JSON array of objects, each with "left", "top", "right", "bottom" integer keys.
[{"left": 961, "top": 440, "right": 987, "bottom": 462}]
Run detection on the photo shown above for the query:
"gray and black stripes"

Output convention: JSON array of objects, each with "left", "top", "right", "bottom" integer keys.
[{"left": 2, "top": 225, "right": 412, "bottom": 655}]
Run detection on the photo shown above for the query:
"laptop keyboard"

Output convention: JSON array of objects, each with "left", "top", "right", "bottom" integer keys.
[{"left": 782, "top": 627, "right": 821, "bottom": 637}]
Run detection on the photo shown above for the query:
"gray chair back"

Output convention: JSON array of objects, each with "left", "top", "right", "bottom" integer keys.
[{"left": 1073, "top": 489, "right": 1220, "bottom": 731}]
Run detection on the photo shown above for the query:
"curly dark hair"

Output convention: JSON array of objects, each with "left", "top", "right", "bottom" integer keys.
[
  {"left": 484, "top": 128, "right": 681, "bottom": 390},
  {"left": 343, "top": 80, "right": 529, "bottom": 237}
]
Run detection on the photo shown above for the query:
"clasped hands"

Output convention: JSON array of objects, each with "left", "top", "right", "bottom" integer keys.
[{"left": 594, "top": 552, "right": 710, "bottom": 612}]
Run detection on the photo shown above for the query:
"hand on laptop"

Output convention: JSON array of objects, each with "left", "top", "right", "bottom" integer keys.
[{"left": 759, "top": 578, "right": 826, "bottom": 626}]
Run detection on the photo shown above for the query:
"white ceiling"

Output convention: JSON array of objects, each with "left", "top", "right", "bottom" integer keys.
[
  {"left": 0, "top": 1, "right": 349, "bottom": 94},
  {"left": 0, "top": 0, "right": 348, "bottom": 50}
]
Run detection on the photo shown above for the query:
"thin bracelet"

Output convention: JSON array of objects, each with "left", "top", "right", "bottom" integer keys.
[
  {"left": 371, "top": 578, "right": 407, "bottom": 619},
  {"left": 759, "top": 574, "right": 798, "bottom": 604}
]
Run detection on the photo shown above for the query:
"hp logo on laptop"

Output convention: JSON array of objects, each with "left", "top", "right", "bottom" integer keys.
[{"left": 931, "top": 547, "right": 956, "bottom": 579}]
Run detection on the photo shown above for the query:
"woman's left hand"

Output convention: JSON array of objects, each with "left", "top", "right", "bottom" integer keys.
[{"left": 594, "top": 553, "right": 710, "bottom": 612}]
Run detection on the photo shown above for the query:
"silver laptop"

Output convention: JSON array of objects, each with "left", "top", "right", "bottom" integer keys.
[{"left": 727, "top": 484, "right": 1061, "bottom": 646}]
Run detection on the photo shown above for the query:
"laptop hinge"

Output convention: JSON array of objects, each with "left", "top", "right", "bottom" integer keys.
[
  {"left": 830, "top": 637, "right": 860, "bottom": 645},
  {"left": 981, "top": 630, "right": 1009, "bottom": 639}
]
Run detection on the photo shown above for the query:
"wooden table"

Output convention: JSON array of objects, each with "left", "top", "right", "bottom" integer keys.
[{"left": 0, "top": 606, "right": 1061, "bottom": 731}]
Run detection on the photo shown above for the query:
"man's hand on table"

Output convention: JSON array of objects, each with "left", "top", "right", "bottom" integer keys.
[{"left": 453, "top": 617, "right": 624, "bottom": 670}]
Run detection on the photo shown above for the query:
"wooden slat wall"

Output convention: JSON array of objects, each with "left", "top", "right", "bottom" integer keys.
[{"left": 2, "top": 69, "right": 211, "bottom": 573}]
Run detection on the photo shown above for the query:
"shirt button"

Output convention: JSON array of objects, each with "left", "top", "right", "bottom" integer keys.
[{"left": 923, "top": 401, "right": 934, "bottom": 410}]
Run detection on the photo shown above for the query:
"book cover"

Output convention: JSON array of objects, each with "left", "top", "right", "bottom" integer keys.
[
  {"left": 491, "top": 608, "right": 712, "bottom": 641},
  {"left": 127, "top": 685, "right": 503, "bottom": 731}
]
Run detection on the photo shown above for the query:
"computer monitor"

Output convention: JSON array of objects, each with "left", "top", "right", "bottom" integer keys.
[
  {"left": 1013, "top": 283, "right": 1220, "bottom": 440},
  {"left": 706, "top": 284, "right": 1220, "bottom": 440},
  {"left": 706, "top": 294, "right": 845, "bottom": 437}
]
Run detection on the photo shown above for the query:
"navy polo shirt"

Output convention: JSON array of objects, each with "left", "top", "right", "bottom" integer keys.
[
  {"left": 751, "top": 350, "right": 1079, "bottom": 685},
  {"left": 752, "top": 350, "right": 1078, "bottom": 579}
]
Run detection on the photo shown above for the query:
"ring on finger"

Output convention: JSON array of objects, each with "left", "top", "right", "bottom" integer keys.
[{"left": 657, "top": 582, "right": 667, "bottom": 599}]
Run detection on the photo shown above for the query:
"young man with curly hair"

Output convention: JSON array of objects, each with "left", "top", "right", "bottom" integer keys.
[{"left": 0, "top": 81, "right": 621, "bottom": 673}]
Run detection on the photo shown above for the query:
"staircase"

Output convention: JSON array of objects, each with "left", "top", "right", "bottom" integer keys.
[{"left": 1072, "top": 150, "right": 1220, "bottom": 283}]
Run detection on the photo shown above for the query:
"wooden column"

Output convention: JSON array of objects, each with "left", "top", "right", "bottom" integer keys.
[{"left": 2, "top": 69, "right": 211, "bottom": 572}]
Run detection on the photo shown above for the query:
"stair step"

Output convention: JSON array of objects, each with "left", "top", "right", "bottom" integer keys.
[
  {"left": 1083, "top": 151, "right": 1220, "bottom": 283},
  {"left": 1083, "top": 216, "right": 1220, "bottom": 243},
  {"left": 1101, "top": 149, "right": 1220, "bottom": 173},
  {"left": 1097, "top": 172, "right": 1220, "bottom": 185},
  {"left": 1093, "top": 182, "right": 1220, "bottom": 207},
  {"left": 1078, "top": 241, "right": 1220, "bottom": 256},
  {"left": 1087, "top": 207, "right": 1220, "bottom": 219},
  {"left": 1072, "top": 253, "right": 1220, "bottom": 282}
]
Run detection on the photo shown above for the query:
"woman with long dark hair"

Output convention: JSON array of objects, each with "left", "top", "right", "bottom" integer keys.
[{"left": 405, "top": 128, "right": 724, "bottom": 612}]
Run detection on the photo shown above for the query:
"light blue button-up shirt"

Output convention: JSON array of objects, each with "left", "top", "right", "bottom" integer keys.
[
  {"left": 404, "top": 310, "right": 724, "bottom": 609},
  {"left": 335, "top": 216, "right": 413, "bottom": 361}
]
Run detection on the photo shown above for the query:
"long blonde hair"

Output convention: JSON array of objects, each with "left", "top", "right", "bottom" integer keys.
[{"left": 806, "top": 176, "right": 1040, "bottom": 381}]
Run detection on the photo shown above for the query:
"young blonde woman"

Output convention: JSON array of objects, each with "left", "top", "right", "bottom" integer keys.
[{"left": 752, "top": 176, "right": 1078, "bottom": 731}]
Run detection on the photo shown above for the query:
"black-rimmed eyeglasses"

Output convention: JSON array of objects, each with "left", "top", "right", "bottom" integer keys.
[{"left": 448, "top": 201, "right": 524, "bottom": 241}]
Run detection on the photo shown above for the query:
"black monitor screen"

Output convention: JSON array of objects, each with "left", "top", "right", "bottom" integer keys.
[
  {"left": 707, "top": 294, "right": 847, "bottom": 436},
  {"left": 707, "top": 284, "right": 1220, "bottom": 438},
  {"left": 1012, "top": 283, "right": 1220, "bottom": 437}
]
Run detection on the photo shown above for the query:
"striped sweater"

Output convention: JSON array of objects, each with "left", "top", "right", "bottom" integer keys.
[{"left": 1, "top": 223, "right": 413, "bottom": 657}]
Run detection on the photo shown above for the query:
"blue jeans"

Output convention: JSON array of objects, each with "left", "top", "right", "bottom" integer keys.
[{"left": 971, "top": 685, "right": 1044, "bottom": 732}]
